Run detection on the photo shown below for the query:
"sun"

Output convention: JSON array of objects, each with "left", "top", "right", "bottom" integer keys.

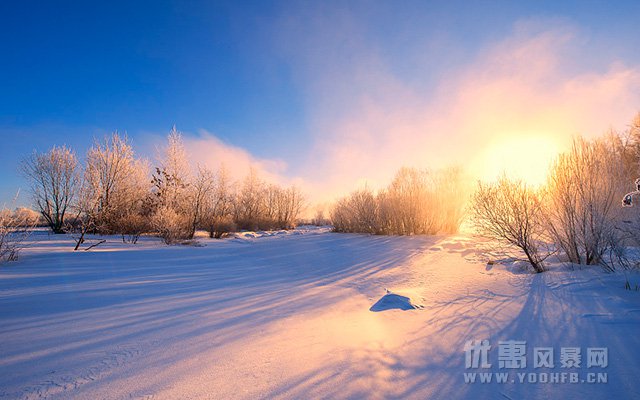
[{"left": 476, "top": 135, "right": 561, "bottom": 187}]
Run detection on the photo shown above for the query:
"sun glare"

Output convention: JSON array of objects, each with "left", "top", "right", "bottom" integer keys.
[{"left": 476, "top": 135, "right": 561, "bottom": 187}]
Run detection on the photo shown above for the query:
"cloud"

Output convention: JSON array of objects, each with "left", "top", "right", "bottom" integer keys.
[
  {"left": 140, "top": 128, "right": 316, "bottom": 214},
  {"left": 181, "top": 130, "right": 290, "bottom": 185}
]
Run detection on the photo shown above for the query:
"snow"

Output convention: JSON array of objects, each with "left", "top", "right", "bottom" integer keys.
[
  {"left": 0, "top": 229, "right": 639, "bottom": 399},
  {"left": 369, "top": 290, "right": 424, "bottom": 311}
]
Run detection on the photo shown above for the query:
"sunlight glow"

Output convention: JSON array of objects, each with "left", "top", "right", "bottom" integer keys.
[{"left": 476, "top": 135, "right": 561, "bottom": 187}]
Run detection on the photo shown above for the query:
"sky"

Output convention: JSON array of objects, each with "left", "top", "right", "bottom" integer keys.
[{"left": 1, "top": 0, "right": 640, "bottom": 210}]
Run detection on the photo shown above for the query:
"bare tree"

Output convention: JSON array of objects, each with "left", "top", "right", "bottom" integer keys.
[
  {"left": 21, "top": 145, "right": 79, "bottom": 233},
  {"left": 470, "top": 176, "right": 548, "bottom": 273}
]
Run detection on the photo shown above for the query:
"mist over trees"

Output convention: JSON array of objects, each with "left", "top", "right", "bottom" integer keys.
[
  {"left": 331, "top": 167, "right": 467, "bottom": 235},
  {"left": 15, "top": 112, "right": 640, "bottom": 271},
  {"left": 329, "top": 112, "right": 639, "bottom": 273}
]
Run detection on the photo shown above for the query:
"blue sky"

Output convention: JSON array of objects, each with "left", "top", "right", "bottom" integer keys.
[{"left": 1, "top": 1, "right": 640, "bottom": 206}]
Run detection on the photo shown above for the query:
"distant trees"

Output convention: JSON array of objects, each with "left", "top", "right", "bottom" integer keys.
[
  {"left": 332, "top": 167, "right": 467, "bottom": 235},
  {"left": 229, "top": 167, "right": 304, "bottom": 231},
  {"left": 0, "top": 207, "right": 35, "bottom": 262},
  {"left": 187, "top": 167, "right": 215, "bottom": 239},
  {"left": 311, "top": 208, "right": 330, "bottom": 226},
  {"left": 21, "top": 146, "right": 79, "bottom": 233},
  {"left": 234, "top": 168, "right": 265, "bottom": 230},
  {"left": 470, "top": 177, "right": 548, "bottom": 273},
  {"left": 146, "top": 128, "right": 306, "bottom": 244},
  {"left": 18, "top": 127, "right": 307, "bottom": 245},
  {"left": 203, "top": 166, "right": 235, "bottom": 238},
  {"left": 18, "top": 111, "right": 636, "bottom": 270}
]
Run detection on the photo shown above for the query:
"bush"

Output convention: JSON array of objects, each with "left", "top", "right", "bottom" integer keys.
[
  {"left": 112, "top": 211, "right": 152, "bottom": 244},
  {"left": 205, "top": 216, "right": 237, "bottom": 239},
  {"left": 332, "top": 187, "right": 380, "bottom": 234},
  {"left": 152, "top": 206, "right": 192, "bottom": 245}
]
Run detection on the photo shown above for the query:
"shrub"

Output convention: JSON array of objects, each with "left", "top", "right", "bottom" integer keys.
[
  {"left": 152, "top": 205, "right": 192, "bottom": 245},
  {"left": 205, "top": 216, "right": 237, "bottom": 239}
]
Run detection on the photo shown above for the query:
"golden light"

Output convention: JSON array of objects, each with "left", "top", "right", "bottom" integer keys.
[{"left": 475, "top": 135, "right": 562, "bottom": 187}]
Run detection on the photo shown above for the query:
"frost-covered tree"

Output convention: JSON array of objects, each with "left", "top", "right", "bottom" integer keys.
[
  {"left": 160, "top": 126, "right": 191, "bottom": 208},
  {"left": 84, "top": 133, "right": 150, "bottom": 237},
  {"left": 203, "top": 165, "right": 236, "bottom": 238},
  {"left": 279, "top": 186, "right": 305, "bottom": 228},
  {"left": 234, "top": 168, "right": 265, "bottom": 230},
  {"left": 187, "top": 166, "right": 215, "bottom": 238},
  {"left": 470, "top": 176, "right": 548, "bottom": 273},
  {"left": 332, "top": 167, "right": 466, "bottom": 235},
  {"left": 21, "top": 145, "right": 79, "bottom": 233},
  {"left": 227, "top": 168, "right": 305, "bottom": 232},
  {"left": 545, "top": 136, "right": 625, "bottom": 265},
  {"left": 265, "top": 184, "right": 304, "bottom": 229},
  {"left": 151, "top": 128, "right": 193, "bottom": 243},
  {"left": 332, "top": 186, "right": 380, "bottom": 234},
  {"left": 13, "top": 207, "right": 42, "bottom": 226}
]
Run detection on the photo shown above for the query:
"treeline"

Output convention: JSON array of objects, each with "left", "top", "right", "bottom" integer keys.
[
  {"left": 329, "top": 113, "right": 640, "bottom": 273},
  {"left": 21, "top": 128, "right": 305, "bottom": 245},
  {"left": 331, "top": 167, "right": 466, "bottom": 235},
  {"left": 470, "top": 113, "right": 640, "bottom": 272}
]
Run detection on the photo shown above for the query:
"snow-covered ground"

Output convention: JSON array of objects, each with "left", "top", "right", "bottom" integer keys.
[{"left": 1, "top": 228, "right": 639, "bottom": 399}]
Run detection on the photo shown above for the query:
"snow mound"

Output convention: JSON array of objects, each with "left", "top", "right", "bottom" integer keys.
[
  {"left": 369, "top": 290, "right": 424, "bottom": 312},
  {"left": 230, "top": 226, "right": 332, "bottom": 241}
]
